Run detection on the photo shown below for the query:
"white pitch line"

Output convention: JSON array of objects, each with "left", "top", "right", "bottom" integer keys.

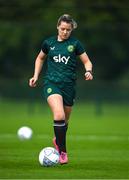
[{"left": 0, "top": 134, "right": 128, "bottom": 141}]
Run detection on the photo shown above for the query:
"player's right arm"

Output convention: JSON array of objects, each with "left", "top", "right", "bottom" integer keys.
[{"left": 29, "top": 50, "right": 46, "bottom": 87}]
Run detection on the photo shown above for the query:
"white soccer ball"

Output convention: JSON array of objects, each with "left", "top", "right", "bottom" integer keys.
[
  {"left": 39, "top": 147, "right": 59, "bottom": 167},
  {"left": 17, "top": 126, "right": 33, "bottom": 140}
]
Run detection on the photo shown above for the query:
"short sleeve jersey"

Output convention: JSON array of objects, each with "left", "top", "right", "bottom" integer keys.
[{"left": 41, "top": 36, "right": 85, "bottom": 83}]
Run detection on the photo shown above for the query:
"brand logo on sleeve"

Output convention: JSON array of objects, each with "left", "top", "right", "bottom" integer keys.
[
  {"left": 50, "top": 46, "right": 55, "bottom": 50},
  {"left": 53, "top": 54, "right": 70, "bottom": 64}
]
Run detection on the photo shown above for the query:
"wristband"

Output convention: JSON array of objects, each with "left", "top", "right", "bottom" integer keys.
[{"left": 86, "top": 70, "right": 93, "bottom": 75}]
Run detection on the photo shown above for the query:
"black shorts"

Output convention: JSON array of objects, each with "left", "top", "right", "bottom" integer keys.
[{"left": 43, "top": 79, "right": 76, "bottom": 106}]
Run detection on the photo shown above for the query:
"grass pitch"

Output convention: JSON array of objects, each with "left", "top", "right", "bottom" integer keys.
[{"left": 0, "top": 99, "right": 129, "bottom": 179}]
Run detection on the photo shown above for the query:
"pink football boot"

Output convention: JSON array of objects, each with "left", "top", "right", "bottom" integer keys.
[{"left": 59, "top": 151, "right": 68, "bottom": 164}]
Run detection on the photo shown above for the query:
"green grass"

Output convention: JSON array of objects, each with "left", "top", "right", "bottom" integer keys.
[{"left": 0, "top": 98, "right": 129, "bottom": 179}]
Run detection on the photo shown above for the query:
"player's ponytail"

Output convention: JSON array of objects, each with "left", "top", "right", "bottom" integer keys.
[{"left": 57, "top": 14, "right": 77, "bottom": 29}]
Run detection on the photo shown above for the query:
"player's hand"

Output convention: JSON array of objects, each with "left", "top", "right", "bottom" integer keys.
[
  {"left": 85, "top": 71, "right": 93, "bottom": 80},
  {"left": 29, "top": 77, "right": 38, "bottom": 87}
]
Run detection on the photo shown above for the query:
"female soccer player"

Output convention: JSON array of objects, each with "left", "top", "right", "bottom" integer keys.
[{"left": 29, "top": 14, "right": 93, "bottom": 164}]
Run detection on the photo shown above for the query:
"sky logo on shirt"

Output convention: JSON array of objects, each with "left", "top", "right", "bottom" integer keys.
[{"left": 53, "top": 54, "right": 70, "bottom": 64}]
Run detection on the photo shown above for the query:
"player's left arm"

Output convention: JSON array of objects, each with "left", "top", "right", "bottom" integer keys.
[{"left": 79, "top": 52, "right": 93, "bottom": 80}]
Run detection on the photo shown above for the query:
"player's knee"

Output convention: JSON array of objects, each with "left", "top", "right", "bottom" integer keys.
[{"left": 54, "top": 111, "right": 65, "bottom": 120}]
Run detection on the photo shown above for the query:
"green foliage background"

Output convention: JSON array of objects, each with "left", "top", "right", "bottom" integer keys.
[
  {"left": 1, "top": 0, "right": 129, "bottom": 79},
  {"left": 0, "top": 0, "right": 129, "bottom": 100}
]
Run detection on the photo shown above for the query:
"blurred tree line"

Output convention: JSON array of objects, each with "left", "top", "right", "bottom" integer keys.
[{"left": 0, "top": 0, "right": 129, "bottom": 83}]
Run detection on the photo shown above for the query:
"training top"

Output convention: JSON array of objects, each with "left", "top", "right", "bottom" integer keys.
[{"left": 41, "top": 36, "right": 85, "bottom": 83}]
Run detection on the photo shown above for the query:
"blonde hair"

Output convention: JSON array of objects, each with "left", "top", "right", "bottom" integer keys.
[{"left": 57, "top": 14, "right": 77, "bottom": 29}]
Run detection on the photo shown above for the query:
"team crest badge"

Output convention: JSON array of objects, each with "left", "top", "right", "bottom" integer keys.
[
  {"left": 67, "top": 45, "right": 74, "bottom": 52},
  {"left": 47, "top": 88, "right": 52, "bottom": 94}
]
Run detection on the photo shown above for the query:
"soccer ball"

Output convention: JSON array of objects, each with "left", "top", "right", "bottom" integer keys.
[
  {"left": 39, "top": 147, "right": 59, "bottom": 167},
  {"left": 17, "top": 126, "right": 33, "bottom": 140}
]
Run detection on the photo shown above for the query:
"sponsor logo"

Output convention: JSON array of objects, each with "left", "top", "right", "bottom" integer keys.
[
  {"left": 53, "top": 54, "right": 70, "bottom": 64},
  {"left": 67, "top": 45, "right": 74, "bottom": 52},
  {"left": 50, "top": 46, "right": 55, "bottom": 50}
]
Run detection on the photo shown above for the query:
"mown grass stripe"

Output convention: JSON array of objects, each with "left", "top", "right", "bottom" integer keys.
[{"left": 0, "top": 133, "right": 128, "bottom": 141}]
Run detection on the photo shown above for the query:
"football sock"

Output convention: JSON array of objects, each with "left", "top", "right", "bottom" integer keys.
[
  {"left": 65, "top": 123, "right": 68, "bottom": 132},
  {"left": 53, "top": 120, "right": 66, "bottom": 153}
]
